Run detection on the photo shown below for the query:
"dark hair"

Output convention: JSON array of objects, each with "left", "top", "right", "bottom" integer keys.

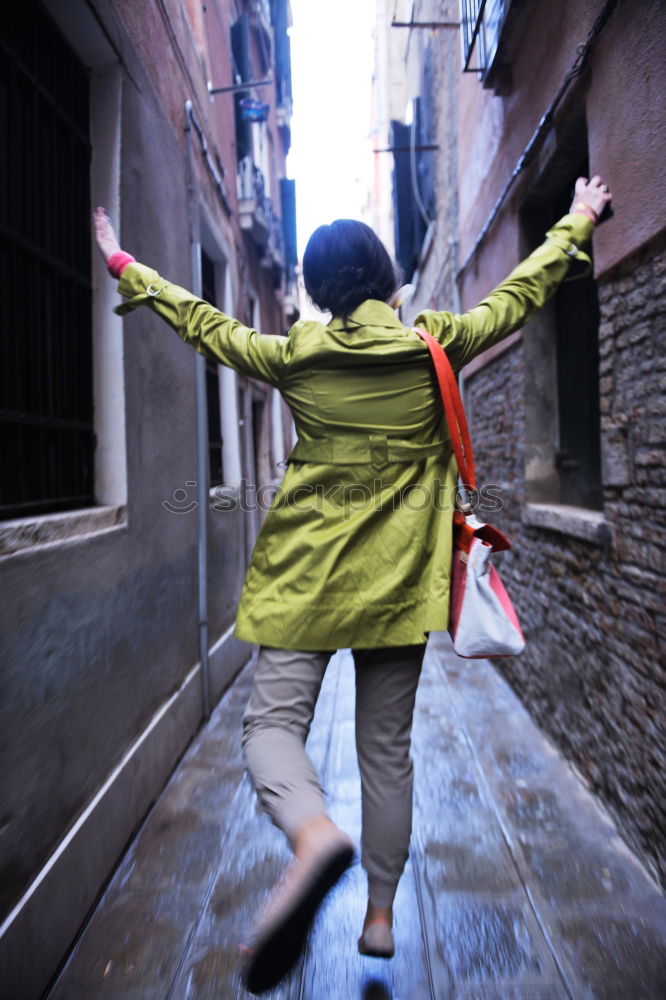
[{"left": 302, "top": 219, "right": 398, "bottom": 319}]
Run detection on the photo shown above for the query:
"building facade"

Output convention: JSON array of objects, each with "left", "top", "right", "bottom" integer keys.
[
  {"left": 377, "top": 0, "right": 665, "bottom": 884},
  {"left": 0, "top": 1, "right": 296, "bottom": 995}
]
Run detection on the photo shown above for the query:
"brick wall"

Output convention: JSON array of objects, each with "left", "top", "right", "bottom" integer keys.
[{"left": 464, "top": 233, "right": 666, "bottom": 885}]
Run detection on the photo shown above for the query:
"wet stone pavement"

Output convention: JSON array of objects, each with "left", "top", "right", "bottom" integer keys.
[{"left": 46, "top": 632, "right": 666, "bottom": 1000}]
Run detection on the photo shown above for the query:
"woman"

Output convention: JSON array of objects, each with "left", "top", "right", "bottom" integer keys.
[{"left": 94, "top": 175, "right": 611, "bottom": 994}]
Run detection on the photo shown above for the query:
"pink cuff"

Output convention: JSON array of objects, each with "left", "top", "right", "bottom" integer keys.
[
  {"left": 107, "top": 251, "right": 136, "bottom": 279},
  {"left": 572, "top": 206, "right": 598, "bottom": 225}
]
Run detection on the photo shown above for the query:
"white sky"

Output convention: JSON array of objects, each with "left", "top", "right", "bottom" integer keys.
[{"left": 287, "top": 0, "right": 377, "bottom": 262}]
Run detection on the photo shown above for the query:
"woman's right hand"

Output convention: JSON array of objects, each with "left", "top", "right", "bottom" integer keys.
[
  {"left": 93, "top": 206, "right": 121, "bottom": 263},
  {"left": 569, "top": 176, "right": 612, "bottom": 221}
]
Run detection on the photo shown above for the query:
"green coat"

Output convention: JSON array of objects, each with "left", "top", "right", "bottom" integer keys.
[{"left": 117, "top": 213, "right": 593, "bottom": 649}]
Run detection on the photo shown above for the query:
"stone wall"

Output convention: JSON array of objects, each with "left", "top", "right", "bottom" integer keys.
[{"left": 464, "top": 233, "right": 666, "bottom": 885}]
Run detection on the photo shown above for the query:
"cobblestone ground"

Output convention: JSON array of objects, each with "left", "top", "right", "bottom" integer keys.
[{"left": 46, "top": 633, "right": 666, "bottom": 999}]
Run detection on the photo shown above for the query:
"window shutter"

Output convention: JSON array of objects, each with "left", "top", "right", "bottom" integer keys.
[
  {"left": 231, "top": 14, "right": 252, "bottom": 163},
  {"left": 280, "top": 178, "right": 297, "bottom": 274},
  {"left": 230, "top": 13, "right": 251, "bottom": 82},
  {"left": 271, "top": 0, "right": 292, "bottom": 108},
  {"left": 391, "top": 120, "right": 425, "bottom": 282}
]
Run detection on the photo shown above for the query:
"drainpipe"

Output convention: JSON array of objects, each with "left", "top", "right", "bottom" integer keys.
[
  {"left": 448, "top": 235, "right": 473, "bottom": 509},
  {"left": 448, "top": 236, "right": 468, "bottom": 413},
  {"left": 184, "top": 99, "right": 211, "bottom": 721}
]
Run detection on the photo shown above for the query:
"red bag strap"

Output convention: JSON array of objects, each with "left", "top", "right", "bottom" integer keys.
[{"left": 413, "top": 327, "right": 476, "bottom": 490}]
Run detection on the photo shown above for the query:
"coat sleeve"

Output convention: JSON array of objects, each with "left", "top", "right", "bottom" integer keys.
[
  {"left": 114, "top": 263, "right": 289, "bottom": 386},
  {"left": 413, "top": 212, "right": 595, "bottom": 372}
]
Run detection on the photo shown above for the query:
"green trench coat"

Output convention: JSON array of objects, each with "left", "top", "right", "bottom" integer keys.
[{"left": 116, "top": 213, "right": 593, "bottom": 650}]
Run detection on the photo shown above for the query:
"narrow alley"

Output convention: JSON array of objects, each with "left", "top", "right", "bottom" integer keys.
[
  {"left": 46, "top": 634, "right": 666, "bottom": 1000},
  {"left": 2, "top": 3, "right": 666, "bottom": 999}
]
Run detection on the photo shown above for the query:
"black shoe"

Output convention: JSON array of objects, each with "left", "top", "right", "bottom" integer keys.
[{"left": 241, "top": 841, "right": 354, "bottom": 994}]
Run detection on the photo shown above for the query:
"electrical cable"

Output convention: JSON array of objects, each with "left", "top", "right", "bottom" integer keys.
[{"left": 411, "top": 108, "right": 433, "bottom": 228}]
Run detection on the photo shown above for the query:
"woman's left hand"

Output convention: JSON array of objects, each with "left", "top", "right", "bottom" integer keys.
[
  {"left": 93, "top": 206, "right": 121, "bottom": 263},
  {"left": 569, "top": 176, "right": 612, "bottom": 221}
]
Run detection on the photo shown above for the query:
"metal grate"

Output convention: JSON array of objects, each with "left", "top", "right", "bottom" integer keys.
[
  {"left": 0, "top": 1, "right": 93, "bottom": 519},
  {"left": 201, "top": 250, "right": 224, "bottom": 487},
  {"left": 460, "top": 0, "right": 488, "bottom": 70},
  {"left": 460, "top": 0, "right": 509, "bottom": 77}
]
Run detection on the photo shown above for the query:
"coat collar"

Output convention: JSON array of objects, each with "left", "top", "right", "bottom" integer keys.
[{"left": 327, "top": 299, "right": 405, "bottom": 332}]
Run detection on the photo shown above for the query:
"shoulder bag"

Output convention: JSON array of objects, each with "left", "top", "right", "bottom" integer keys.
[{"left": 414, "top": 327, "right": 525, "bottom": 658}]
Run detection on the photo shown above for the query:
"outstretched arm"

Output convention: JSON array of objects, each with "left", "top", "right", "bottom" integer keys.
[
  {"left": 415, "top": 176, "right": 613, "bottom": 372},
  {"left": 93, "top": 208, "right": 289, "bottom": 386},
  {"left": 94, "top": 206, "right": 122, "bottom": 261}
]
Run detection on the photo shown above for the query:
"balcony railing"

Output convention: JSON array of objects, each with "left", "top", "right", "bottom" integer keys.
[
  {"left": 262, "top": 209, "right": 285, "bottom": 286},
  {"left": 238, "top": 157, "right": 269, "bottom": 244},
  {"left": 237, "top": 157, "right": 285, "bottom": 284}
]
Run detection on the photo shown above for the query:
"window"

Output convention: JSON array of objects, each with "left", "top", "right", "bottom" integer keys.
[
  {"left": 391, "top": 93, "right": 436, "bottom": 283},
  {"left": 461, "top": 0, "right": 507, "bottom": 74},
  {"left": 201, "top": 249, "right": 224, "bottom": 487},
  {"left": 461, "top": 0, "right": 489, "bottom": 71},
  {"left": 551, "top": 177, "right": 602, "bottom": 509},
  {"left": 231, "top": 13, "right": 252, "bottom": 165},
  {"left": 1, "top": 1, "right": 93, "bottom": 519},
  {"left": 270, "top": 0, "right": 293, "bottom": 137},
  {"left": 521, "top": 115, "right": 602, "bottom": 510},
  {"left": 460, "top": 0, "right": 520, "bottom": 93},
  {"left": 251, "top": 398, "right": 265, "bottom": 486},
  {"left": 237, "top": 374, "right": 267, "bottom": 548},
  {"left": 252, "top": 116, "right": 271, "bottom": 189}
]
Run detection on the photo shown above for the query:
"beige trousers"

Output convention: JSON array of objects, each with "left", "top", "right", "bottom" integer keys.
[{"left": 241, "top": 644, "right": 425, "bottom": 909}]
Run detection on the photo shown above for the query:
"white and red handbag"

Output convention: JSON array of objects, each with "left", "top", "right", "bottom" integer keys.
[{"left": 414, "top": 327, "right": 525, "bottom": 658}]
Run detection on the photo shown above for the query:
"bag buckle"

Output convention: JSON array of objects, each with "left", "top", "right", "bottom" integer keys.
[{"left": 455, "top": 484, "right": 473, "bottom": 514}]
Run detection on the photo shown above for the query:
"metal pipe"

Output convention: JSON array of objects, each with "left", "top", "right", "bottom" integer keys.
[
  {"left": 184, "top": 100, "right": 231, "bottom": 215},
  {"left": 391, "top": 21, "right": 459, "bottom": 29},
  {"left": 209, "top": 78, "right": 272, "bottom": 95},
  {"left": 184, "top": 99, "right": 211, "bottom": 720},
  {"left": 458, "top": 0, "right": 619, "bottom": 277},
  {"left": 449, "top": 237, "right": 469, "bottom": 415},
  {"left": 373, "top": 144, "right": 439, "bottom": 153}
]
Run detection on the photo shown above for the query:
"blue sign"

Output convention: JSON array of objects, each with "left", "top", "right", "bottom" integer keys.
[{"left": 240, "top": 98, "right": 270, "bottom": 122}]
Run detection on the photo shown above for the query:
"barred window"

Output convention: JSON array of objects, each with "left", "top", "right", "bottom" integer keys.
[
  {"left": 201, "top": 250, "right": 224, "bottom": 488},
  {"left": 460, "top": 0, "right": 510, "bottom": 87},
  {"left": 461, "top": 0, "right": 488, "bottom": 71},
  {"left": 1, "top": 1, "right": 93, "bottom": 519}
]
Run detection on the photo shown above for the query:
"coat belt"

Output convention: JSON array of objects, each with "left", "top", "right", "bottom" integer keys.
[{"left": 287, "top": 434, "right": 449, "bottom": 469}]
